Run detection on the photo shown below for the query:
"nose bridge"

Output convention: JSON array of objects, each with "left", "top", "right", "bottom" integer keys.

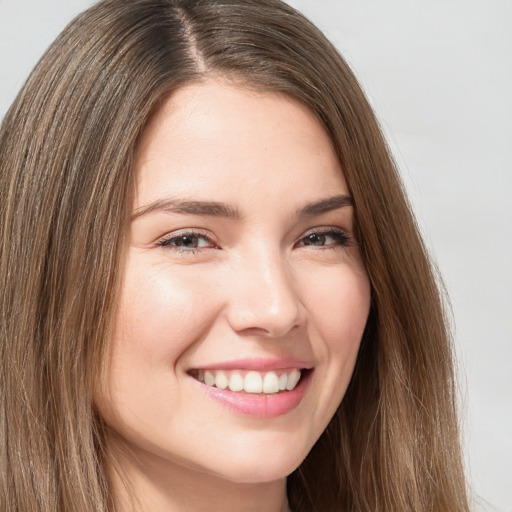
[{"left": 226, "top": 243, "right": 303, "bottom": 336}]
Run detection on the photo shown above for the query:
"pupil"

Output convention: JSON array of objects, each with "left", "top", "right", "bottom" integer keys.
[
  {"left": 180, "top": 235, "right": 197, "bottom": 247},
  {"left": 308, "top": 233, "right": 325, "bottom": 245}
]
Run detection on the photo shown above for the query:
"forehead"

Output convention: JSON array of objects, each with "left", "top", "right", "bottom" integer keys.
[{"left": 134, "top": 79, "right": 348, "bottom": 210}]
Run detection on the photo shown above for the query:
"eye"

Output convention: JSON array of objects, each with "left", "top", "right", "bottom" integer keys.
[
  {"left": 296, "top": 228, "right": 351, "bottom": 249},
  {"left": 156, "top": 231, "right": 218, "bottom": 253}
]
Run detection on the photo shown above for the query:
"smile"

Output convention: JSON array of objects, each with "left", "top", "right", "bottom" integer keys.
[
  {"left": 188, "top": 359, "right": 314, "bottom": 417},
  {"left": 194, "top": 368, "right": 302, "bottom": 394}
]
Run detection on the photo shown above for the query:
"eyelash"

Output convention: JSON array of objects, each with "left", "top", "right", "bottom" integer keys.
[
  {"left": 156, "top": 230, "right": 217, "bottom": 255},
  {"left": 295, "top": 228, "right": 352, "bottom": 249},
  {"left": 155, "top": 227, "right": 352, "bottom": 255}
]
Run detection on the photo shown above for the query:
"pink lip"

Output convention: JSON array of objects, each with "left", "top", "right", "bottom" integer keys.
[
  {"left": 194, "top": 369, "right": 313, "bottom": 418},
  {"left": 193, "top": 357, "right": 313, "bottom": 372}
]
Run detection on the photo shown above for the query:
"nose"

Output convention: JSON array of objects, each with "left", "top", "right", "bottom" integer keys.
[{"left": 225, "top": 249, "right": 305, "bottom": 338}]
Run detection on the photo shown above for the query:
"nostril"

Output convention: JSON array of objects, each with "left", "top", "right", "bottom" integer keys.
[{"left": 225, "top": 301, "right": 305, "bottom": 338}]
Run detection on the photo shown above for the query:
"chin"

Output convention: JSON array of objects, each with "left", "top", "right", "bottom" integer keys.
[
  {"left": 216, "top": 461, "right": 298, "bottom": 485},
  {"left": 205, "top": 441, "right": 310, "bottom": 485}
]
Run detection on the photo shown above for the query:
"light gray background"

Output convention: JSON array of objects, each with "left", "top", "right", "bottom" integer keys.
[{"left": 1, "top": 1, "right": 510, "bottom": 510}]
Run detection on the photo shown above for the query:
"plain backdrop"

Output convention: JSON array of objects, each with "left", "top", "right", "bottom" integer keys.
[{"left": 1, "top": 1, "right": 511, "bottom": 510}]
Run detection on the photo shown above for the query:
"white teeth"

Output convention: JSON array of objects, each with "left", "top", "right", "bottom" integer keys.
[
  {"left": 286, "top": 369, "right": 301, "bottom": 390},
  {"left": 204, "top": 371, "right": 215, "bottom": 387},
  {"left": 215, "top": 370, "right": 229, "bottom": 390},
  {"left": 228, "top": 372, "right": 244, "bottom": 392},
  {"left": 196, "top": 369, "right": 303, "bottom": 394},
  {"left": 263, "top": 372, "right": 280, "bottom": 394},
  {"left": 244, "top": 371, "right": 263, "bottom": 393}
]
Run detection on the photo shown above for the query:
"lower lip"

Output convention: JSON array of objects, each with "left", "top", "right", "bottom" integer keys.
[{"left": 196, "top": 371, "right": 312, "bottom": 418}]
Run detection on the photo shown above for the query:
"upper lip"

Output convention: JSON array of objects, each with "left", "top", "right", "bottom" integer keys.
[{"left": 190, "top": 357, "right": 314, "bottom": 372}]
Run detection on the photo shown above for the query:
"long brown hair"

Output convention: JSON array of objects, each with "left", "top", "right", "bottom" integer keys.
[{"left": 0, "top": 0, "right": 469, "bottom": 510}]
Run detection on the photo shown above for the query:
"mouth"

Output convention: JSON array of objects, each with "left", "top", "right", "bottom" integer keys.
[
  {"left": 189, "top": 367, "right": 309, "bottom": 394},
  {"left": 187, "top": 358, "right": 314, "bottom": 417}
]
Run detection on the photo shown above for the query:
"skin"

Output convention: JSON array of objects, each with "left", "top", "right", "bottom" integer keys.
[{"left": 97, "top": 79, "right": 371, "bottom": 512}]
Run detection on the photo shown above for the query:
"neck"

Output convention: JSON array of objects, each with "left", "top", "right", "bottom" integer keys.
[{"left": 106, "top": 439, "right": 291, "bottom": 512}]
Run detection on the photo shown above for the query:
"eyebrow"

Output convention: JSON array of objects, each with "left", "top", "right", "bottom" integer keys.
[
  {"left": 132, "top": 194, "right": 353, "bottom": 220},
  {"left": 132, "top": 199, "right": 242, "bottom": 220},
  {"left": 296, "top": 194, "right": 353, "bottom": 217}
]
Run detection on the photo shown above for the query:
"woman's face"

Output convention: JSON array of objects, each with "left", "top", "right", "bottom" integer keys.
[{"left": 98, "top": 80, "right": 371, "bottom": 484}]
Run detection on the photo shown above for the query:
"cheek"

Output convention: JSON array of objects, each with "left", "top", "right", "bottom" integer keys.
[
  {"left": 98, "top": 261, "right": 223, "bottom": 433},
  {"left": 98, "top": 261, "right": 222, "bottom": 426},
  {"left": 113, "top": 261, "right": 221, "bottom": 361},
  {"left": 304, "top": 262, "right": 371, "bottom": 350},
  {"left": 303, "top": 262, "right": 370, "bottom": 408}
]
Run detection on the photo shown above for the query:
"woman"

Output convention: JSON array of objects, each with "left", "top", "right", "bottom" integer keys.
[{"left": 0, "top": 0, "right": 470, "bottom": 510}]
